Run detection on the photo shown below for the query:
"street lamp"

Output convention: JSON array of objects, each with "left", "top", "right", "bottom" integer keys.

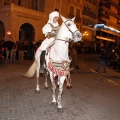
[
  {"left": 83, "top": 31, "right": 89, "bottom": 36},
  {"left": 7, "top": 31, "right": 12, "bottom": 36}
]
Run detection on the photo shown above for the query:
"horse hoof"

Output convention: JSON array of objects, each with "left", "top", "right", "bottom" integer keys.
[
  {"left": 57, "top": 108, "right": 63, "bottom": 113},
  {"left": 67, "top": 86, "right": 70, "bottom": 89},
  {"left": 51, "top": 102, "right": 58, "bottom": 107},
  {"left": 66, "top": 85, "right": 72, "bottom": 89},
  {"left": 44, "top": 87, "right": 48, "bottom": 90},
  {"left": 35, "top": 90, "right": 40, "bottom": 94}
]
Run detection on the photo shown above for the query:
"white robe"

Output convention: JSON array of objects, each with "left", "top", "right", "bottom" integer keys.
[
  {"left": 35, "top": 11, "right": 59, "bottom": 60},
  {"left": 35, "top": 23, "right": 59, "bottom": 60}
]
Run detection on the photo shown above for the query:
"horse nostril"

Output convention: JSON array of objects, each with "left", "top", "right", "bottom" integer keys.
[{"left": 77, "top": 34, "right": 80, "bottom": 38}]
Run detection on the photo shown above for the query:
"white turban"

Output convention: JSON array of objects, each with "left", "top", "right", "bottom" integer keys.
[{"left": 48, "top": 11, "right": 59, "bottom": 26}]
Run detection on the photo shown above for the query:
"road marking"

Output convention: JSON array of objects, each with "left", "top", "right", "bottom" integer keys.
[
  {"left": 90, "top": 69, "right": 96, "bottom": 72},
  {"left": 107, "top": 79, "right": 120, "bottom": 86}
]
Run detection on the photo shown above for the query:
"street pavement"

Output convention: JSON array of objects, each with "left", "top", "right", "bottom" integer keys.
[{"left": 0, "top": 54, "right": 120, "bottom": 120}]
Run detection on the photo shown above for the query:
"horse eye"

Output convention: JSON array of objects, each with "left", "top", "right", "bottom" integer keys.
[{"left": 67, "top": 23, "right": 71, "bottom": 26}]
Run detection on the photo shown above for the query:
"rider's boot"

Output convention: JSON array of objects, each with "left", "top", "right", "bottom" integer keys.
[{"left": 40, "top": 50, "right": 46, "bottom": 73}]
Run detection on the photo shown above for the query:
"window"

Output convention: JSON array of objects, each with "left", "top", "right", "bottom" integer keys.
[
  {"left": 70, "top": 6, "right": 74, "bottom": 15},
  {"left": 31, "top": 0, "right": 45, "bottom": 11},
  {"left": 68, "top": 6, "right": 75, "bottom": 18},
  {"left": 76, "top": 8, "right": 80, "bottom": 17},
  {"left": 4, "top": 0, "right": 9, "bottom": 5},
  {"left": 75, "top": 8, "right": 81, "bottom": 23},
  {"left": 39, "top": 0, "right": 46, "bottom": 12},
  {"left": 18, "top": 0, "right": 21, "bottom": 6},
  {"left": 32, "top": 0, "right": 38, "bottom": 10},
  {"left": 117, "top": 19, "right": 120, "bottom": 24},
  {"left": 83, "top": 17, "right": 94, "bottom": 27},
  {"left": 83, "top": 17, "right": 86, "bottom": 25},
  {"left": 11, "top": 0, "right": 14, "bottom": 3}
]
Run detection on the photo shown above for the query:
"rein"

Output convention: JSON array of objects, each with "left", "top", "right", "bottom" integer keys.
[
  {"left": 55, "top": 38, "right": 75, "bottom": 43},
  {"left": 55, "top": 38, "right": 72, "bottom": 43},
  {"left": 64, "top": 19, "right": 79, "bottom": 36},
  {"left": 54, "top": 19, "right": 79, "bottom": 43}
]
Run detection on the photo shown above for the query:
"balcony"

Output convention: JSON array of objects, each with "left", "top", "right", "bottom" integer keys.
[
  {"left": 75, "top": 17, "right": 81, "bottom": 23},
  {"left": 83, "top": 10, "right": 96, "bottom": 19},
  {"left": 117, "top": 19, "right": 120, "bottom": 25},
  {"left": 99, "top": 1, "right": 111, "bottom": 9},
  {"left": 0, "top": 3, "right": 45, "bottom": 18}
]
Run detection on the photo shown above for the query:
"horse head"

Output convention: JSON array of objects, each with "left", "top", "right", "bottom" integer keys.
[{"left": 57, "top": 15, "right": 82, "bottom": 43}]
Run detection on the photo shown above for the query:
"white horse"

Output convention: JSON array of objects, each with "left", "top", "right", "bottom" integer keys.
[{"left": 24, "top": 15, "right": 82, "bottom": 112}]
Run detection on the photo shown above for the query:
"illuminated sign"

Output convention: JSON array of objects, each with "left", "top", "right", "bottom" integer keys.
[{"left": 94, "top": 24, "right": 120, "bottom": 34}]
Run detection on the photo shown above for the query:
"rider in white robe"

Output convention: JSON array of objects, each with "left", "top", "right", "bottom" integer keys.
[{"left": 35, "top": 11, "right": 59, "bottom": 60}]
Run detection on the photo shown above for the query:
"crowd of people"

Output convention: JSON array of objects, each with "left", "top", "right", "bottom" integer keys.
[
  {"left": 105, "top": 45, "right": 120, "bottom": 71},
  {"left": 0, "top": 39, "right": 42, "bottom": 64},
  {"left": 0, "top": 10, "right": 119, "bottom": 72},
  {"left": 0, "top": 38, "right": 120, "bottom": 71}
]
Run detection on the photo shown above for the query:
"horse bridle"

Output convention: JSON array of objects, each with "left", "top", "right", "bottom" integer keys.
[
  {"left": 55, "top": 19, "right": 79, "bottom": 43},
  {"left": 50, "top": 19, "right": 78, "bottom": 61},
  {"left": 64, "top": 19, "right": 79, "bottom": 36}
]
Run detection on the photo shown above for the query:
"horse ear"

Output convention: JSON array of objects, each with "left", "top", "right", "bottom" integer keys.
[
  {"left": 60, "top": 15, "right": 67, "bottom": 22},
  {"left": 71, "top": 17, "right": 76, "bottom": 21}
]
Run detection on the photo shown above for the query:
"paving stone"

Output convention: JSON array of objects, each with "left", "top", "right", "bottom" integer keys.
[{"left": 0, "top": 58, "right": 120, "bottom": 120}]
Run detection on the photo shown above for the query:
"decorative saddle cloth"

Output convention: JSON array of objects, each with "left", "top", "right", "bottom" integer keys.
[{"left": 48, "top": 60, "right": 70, "bottom": 76}]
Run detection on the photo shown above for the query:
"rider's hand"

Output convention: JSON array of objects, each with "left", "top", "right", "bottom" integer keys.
[{"left": 53, "top": 27, "right": 59, "bottom": 31}]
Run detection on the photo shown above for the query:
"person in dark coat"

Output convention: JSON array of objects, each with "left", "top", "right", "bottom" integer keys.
[
  {"left": 4, "top": 38, "right": 16, "bottom": 63},
  {"left": 95, "top": 48, "right": 106, "bottom": 73},
  {"left": 17, "top": 40, "right": 25, "bottom": 61}
]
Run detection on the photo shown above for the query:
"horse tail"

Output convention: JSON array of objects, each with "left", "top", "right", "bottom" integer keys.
[{"left": 23, "top": 60, "right": 37, "bottom": 78}]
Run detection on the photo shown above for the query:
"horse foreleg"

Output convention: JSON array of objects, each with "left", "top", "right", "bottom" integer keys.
[
  {"left": 57, "top": 76, "right": 65, "bottom": 112},
  {"left": 35, "top": 77, "right": 40, "bottom": 93},
  {"left": 35, "top": 59, "right": 40, "bottom": 93},
  {"left": 57, "top": 76, "right": 60, "bottom": 87},
  {"left": 51, "top": 82, "right": 57, "bottom": 107},
  {"left": 66, "top": 73, "right": 72, "bottom": 89},
  {"left": 50, "top": 73, "right": 57, "bottom": 106}
]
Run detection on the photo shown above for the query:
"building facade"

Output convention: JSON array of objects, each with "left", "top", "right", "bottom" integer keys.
[
  {"left": 68, "top": 0, "right": 99, "bottom": 49},
  {"left": 96, "top": 0, "right": 120, "bottom": 49},
  {"left": 81, "top": 0, "right": 99, "bottom": 48},
  {"left": 0, "top": 0, "right": 69, "bottom": 42},
  {"left": 0, "top": 0, "right": 120, "bottom": 50}
]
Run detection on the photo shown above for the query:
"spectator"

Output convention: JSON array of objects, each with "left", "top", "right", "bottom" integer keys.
[
  {"left": 36, "top": 40, "right": 42, "bottom": 49},
  {"left": 69, "top": 45, "right": 79, "bottom": 70},
  {"left": 4, "top": 38, "right": 16, "bottom": 63},
  {"left": 29, "top": 41, "right": 36, "bottom": 60},
  {"left": 95, "top": 48, "right": 106, "bottom": 73},
  {"left": 17, "top": 40, "right": 24, "bottom": 61},
  {"left": 12, "top": 39, "right": 16, "bottom": 63},
  {"left": 24, "top": 40, "right": 29, "bottom": 60}
]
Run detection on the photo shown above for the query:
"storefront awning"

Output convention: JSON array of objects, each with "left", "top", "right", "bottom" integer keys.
[
  {"left": 96, "top": 36, "right": 115, "bottom": 42},
  {"left": 96, "top": 28, "right": 120, "bottom": 37},
  {"left": 94, "top": 24, "right": 120, "bottom": 34}
]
